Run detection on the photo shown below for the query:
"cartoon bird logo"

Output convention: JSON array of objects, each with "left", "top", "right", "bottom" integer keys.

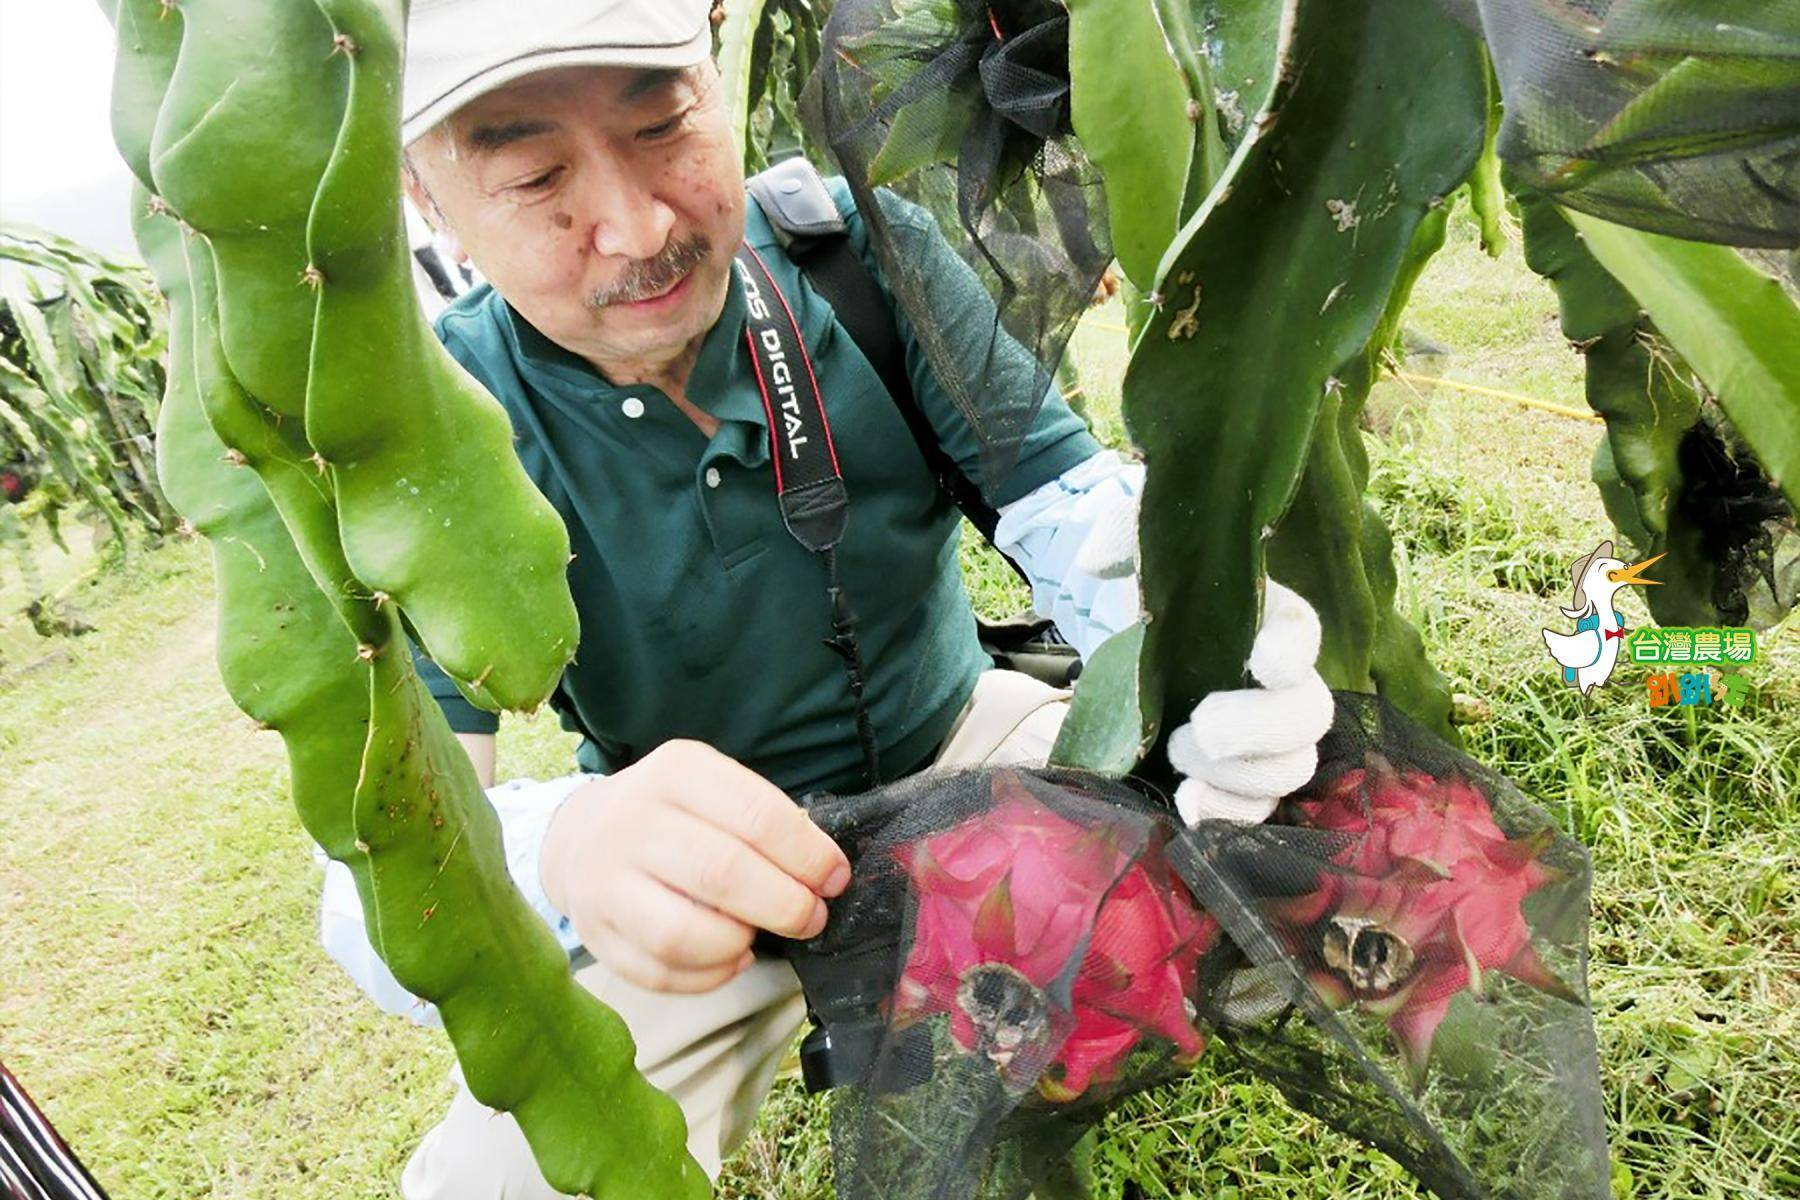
[{"left": 1541, "top": 540, "right": 1663, "bottom": 695}]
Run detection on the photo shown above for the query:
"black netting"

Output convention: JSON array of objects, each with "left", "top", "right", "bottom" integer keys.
[
  {"left": 1450, "top": 0, "right": 1800, "bottom": 251},
  {"left": 802, "top": 0, "right": 1113, "bottom": 492},
  {"left": 767, "top": 694, "right": 1609, "bottom": 1200}
]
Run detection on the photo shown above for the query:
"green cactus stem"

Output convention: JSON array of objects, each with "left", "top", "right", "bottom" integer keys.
[
  {"left": 1123, "top": 0, "right": 1486, "bottom": 743},
  {"left": 110, "top": 2, "right": 710, "bottom": 1192}
]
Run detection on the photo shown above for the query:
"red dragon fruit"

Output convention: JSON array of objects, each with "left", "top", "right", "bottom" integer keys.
[
  {"left": 891, "top": 772, "right": 1218, "bottom": 1101},
  {"left": 1272, "top": 756, "right": 1576, "bottom": 1088}
]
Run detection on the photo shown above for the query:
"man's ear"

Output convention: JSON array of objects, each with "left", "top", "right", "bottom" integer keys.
[
  {"left": 400, "top": 156, "right": 467, "bottom": 263},
  {"left": 400, "top": 159, "right": 434, "bottom": 224},
  {"left": 431, "top": 221, "right": 467, "bottom": 264}
]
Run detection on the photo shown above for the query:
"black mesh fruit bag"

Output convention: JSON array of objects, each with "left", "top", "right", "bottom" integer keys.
[
  {"left": 770, "top": 765, "right": 1229, "bottom": 1200},
  {"left": 1447, "top": 0, "right": 1800, "bottom": 257},
  {"left": 1170, "top": 692, "right": 1609, "bottom": 1200},
  {"left": 766, "top": 693, "right": 1609, "bottom": 1200}
]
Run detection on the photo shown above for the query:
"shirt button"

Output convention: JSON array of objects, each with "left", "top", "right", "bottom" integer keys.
[
  {"left": 704, "top": 467, "right": 722, "bottom": 489},
  {"left": 621, "top": 396, "right": 645, "bottom": 419}
]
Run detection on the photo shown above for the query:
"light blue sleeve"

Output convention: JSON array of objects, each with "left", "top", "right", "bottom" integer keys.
[
  {"left": 991, "top": 449, "right": 1145, "bottom": 661},
  {"left": 316, "top": 773, "right": 592, "bottom": 1026}
]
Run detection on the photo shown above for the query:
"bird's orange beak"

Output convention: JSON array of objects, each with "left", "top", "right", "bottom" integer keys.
[{"left": 1607, "top": 553, "right": 1665, "bottom": 587}]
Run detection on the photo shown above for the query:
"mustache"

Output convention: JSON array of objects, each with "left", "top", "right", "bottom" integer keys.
[{"left": 586, "top": 233, "right": 713, "bottom": 308}]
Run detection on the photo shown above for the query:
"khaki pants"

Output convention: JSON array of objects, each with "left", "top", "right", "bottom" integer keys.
[{"left": 401, "top": 670, "right": 1070, "bottom": 1198}]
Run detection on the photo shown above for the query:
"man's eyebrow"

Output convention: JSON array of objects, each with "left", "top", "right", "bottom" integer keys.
[
  {"left": 621, "top": 67, "right": 682, "bottom": 102},
  {"left": 463, "top": 118, "right": 559, "bottom": 155}
]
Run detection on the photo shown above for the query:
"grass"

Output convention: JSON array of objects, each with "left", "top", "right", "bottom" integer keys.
[{"left": 3, "top": 207, "right": 1797, "bottom": 1198}]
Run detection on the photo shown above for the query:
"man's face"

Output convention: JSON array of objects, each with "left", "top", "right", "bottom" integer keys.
[{"left": 405, "top": 61, "right": 744, "bottom": 373}]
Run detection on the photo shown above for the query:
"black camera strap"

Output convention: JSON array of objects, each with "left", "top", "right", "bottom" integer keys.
[
  {"left": 745, "top": 157, "right": 1013, "bottom": 552},
  {"left": 735, "top": 242, "right": 881, "bottom": 786}
]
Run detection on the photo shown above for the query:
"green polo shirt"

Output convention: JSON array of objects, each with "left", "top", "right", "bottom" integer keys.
[{"left": 417, "top": 176, "right": 1098, "bottom": 797}]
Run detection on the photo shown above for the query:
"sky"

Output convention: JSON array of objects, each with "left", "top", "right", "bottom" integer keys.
[
  {"left": 0, "top": 1, "right": 437, "bottom": 268},
  {"left": 0, "top": 0, "right": 144, "bottom": 259}
]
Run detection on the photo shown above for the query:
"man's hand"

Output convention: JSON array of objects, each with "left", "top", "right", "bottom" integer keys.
[
  {"left": 539, "top": 740, "right": 851, "bottom": 994},
  {"left": 1166, "top": 580, "right": 1334, "bottom": 825}
]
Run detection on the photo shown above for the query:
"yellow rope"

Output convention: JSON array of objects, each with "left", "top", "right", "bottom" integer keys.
[
  {"left": 1075, "top": 319, "right": 1602, "bottom": 424},
  {"left": 1390, "top": 371, "right": 1603, "bottom": 423}
]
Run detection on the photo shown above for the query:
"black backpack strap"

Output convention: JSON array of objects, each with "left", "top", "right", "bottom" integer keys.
[{"left": 746, "top": 158, "right": 1005, "bottom": 545}]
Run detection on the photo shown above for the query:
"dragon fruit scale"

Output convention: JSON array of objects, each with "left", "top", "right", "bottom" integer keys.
[{"left": 890, "top": 771, "right": 1218, "bottom": 1101}]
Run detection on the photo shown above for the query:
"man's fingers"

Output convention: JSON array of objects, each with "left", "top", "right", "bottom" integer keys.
[
  {"left": 1179, "top": 674, "right": 1333, "bottom": 761},
  {"left": 1181, "top": 742, "right": 1318, "bottom": 799},
  {"left": 656, "top": 746, "right": 850, "bottom": 898},
  {"left": 1174, "top": 777, "right": 1281, "bottom": 826},
  {"left": 638, "top": 807, "right": 830, "bottom": 940},
  {"left": 1248, "top": 581, "right": 1322, "bottom": 689},
  {"left": 603, "top": 872, "right": 755, "bottom": 970},
  {"left": 591, "top": 921, "right": 754, "bottom": 995}
]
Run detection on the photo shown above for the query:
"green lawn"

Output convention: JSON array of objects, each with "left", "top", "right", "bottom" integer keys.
[{"left": 3, "top": 208, "right": 1796, "bottom": 1198}]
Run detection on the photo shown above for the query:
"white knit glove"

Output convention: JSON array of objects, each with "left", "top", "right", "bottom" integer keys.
[{"left": 1166, "top": 580, "right": 1334, "bottom": 826}]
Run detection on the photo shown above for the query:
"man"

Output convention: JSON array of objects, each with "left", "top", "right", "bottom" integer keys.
[{"left": 323, "top": 1, "right": 1333, "bottom": 1194}]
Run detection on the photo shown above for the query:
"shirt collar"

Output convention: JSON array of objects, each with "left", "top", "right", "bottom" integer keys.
[
  {"left": 498, "top": 253, "right": 763, "bottom": 429},
  {"left": 691, "top": 258, "right": 765, "bottom": 426}
]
